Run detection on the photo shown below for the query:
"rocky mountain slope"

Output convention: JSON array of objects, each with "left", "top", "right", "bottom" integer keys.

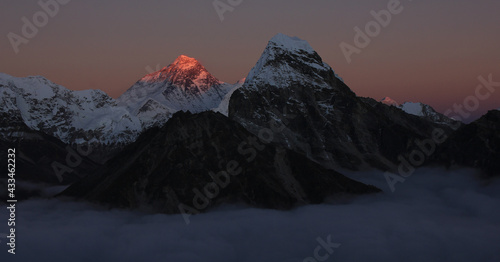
[
  {"left": 0, "top": 111, "right": 99, "bottom": 185},
  {"left": 3, "top": 33, "right": 499, "bottom": 213},
  {"left": 229, "top": 34, "right": 453, "bottom": 171},
  {"left": 434, "top": 109, "right": 500, "bottom": 176},
  {"left": 62, "top": 111, "right": 380, "bottom": 213}
]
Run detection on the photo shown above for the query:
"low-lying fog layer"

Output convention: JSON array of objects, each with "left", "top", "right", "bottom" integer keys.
[{"left": 1, "top": 168, "right": 499, "bottom": 261}]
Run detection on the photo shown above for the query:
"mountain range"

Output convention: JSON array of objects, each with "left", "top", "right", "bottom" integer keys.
[
  {"left": 380, "top": 97, "right": 461, "bottom": 127},
  {"left": 0, "top": 56, "right": 242, "bottom": 162},
  {"left": 1, "top": 33, "right": 499, "bottom": 212}
]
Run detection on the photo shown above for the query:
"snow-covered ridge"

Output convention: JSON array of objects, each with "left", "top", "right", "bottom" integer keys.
[
  {"left": 0, "top": 73, "right": 141, "bottom": 144},
  {"left": 379, "top": 98, "right": 459, "bottom": 126},
  {"left": 400, "top": 102, "right": 425, "bottom": 117},
  {"left": 245, "top": 33, "right": 342, "bottom": 90},
  {"left": 380, "top": 97, "right": 436, "bottom": 118},
  {"left": 268, "top": 33, "right": 316, "bottom": 54},
  {"left": 1, "top": 55, "right": 242, "bottom": 145}
]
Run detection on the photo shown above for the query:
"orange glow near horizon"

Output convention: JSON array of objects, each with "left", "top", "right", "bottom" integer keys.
[{"left": 1, "top": 0, "right": 499, "bottom": 122}]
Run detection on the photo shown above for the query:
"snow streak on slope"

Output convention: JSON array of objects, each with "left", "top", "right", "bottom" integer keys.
[{"left": 212, "top": 78, "right": 245, "bottom": 116}]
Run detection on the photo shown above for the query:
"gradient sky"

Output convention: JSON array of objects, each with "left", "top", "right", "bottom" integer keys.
[{"left": 1, "top": 0, "right": 499, "bottom": 121}]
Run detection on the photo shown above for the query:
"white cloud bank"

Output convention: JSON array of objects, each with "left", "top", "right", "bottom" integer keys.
[{"left": 1, "top": 168, "right": 499, "bottom": 262}]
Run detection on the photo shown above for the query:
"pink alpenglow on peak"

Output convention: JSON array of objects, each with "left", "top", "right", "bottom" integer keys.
[
  {"left": 117, "top": 55, "right": 241, "bottom": 128},
  {"left": 380, "top": 97, "right": 399, "bottom": 107},
  {"left": 140, "top": 55, "right": 222, "bottom": 89}
]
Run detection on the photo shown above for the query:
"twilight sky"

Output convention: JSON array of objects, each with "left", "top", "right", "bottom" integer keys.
[{"left": 1, "top": 0, "right": 499, "bottom": 121}]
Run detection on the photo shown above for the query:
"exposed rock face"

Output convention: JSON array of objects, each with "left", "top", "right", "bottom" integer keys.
[
  {"left": 434, "top": 110, "right": 500, "bottom": 176},
  {"left": 229, "top": 34, "right": 450, "bottom": 171},
  {"left": 61, "top": 111, "right": 380, "bottom": 213}
]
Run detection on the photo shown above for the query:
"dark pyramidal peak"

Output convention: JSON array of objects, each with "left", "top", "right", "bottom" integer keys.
[
  {"left": 229, "top": 34, "right": 455, "bottom": 171},
  {"left": 61, "top": 111, "right": 380, "bottom": 213}
]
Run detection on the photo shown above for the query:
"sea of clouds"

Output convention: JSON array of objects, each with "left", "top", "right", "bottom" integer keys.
[{"left": 1, "top": 167, "right": 499, "bottom": 261}]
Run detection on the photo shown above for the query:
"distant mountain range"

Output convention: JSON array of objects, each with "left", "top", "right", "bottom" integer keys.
[
  {"left": 1, "top": 33, "right": 499, "bottom": 212},
  {"left": 380, "top": 97, "right": 461, "bottom": 127},
  {"left": 0, "top": 53, "right": 458, "bottom": 152}
]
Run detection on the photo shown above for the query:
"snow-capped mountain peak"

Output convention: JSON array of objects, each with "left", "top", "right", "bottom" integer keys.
[
  {"left": 244, "top": 33, "right": 343, "bottom": 90},
  {"left": 268, "top": 33, "right": 316, "bottom": 53},
  {"left": 118, "top": 55, "right": 239, "bottom": 128},
  {"left": 140, "top": 55, "right": 222, "bottom": 90},
  {"left": 380, "top": 97, "right": 399, "bottom": 107}
]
